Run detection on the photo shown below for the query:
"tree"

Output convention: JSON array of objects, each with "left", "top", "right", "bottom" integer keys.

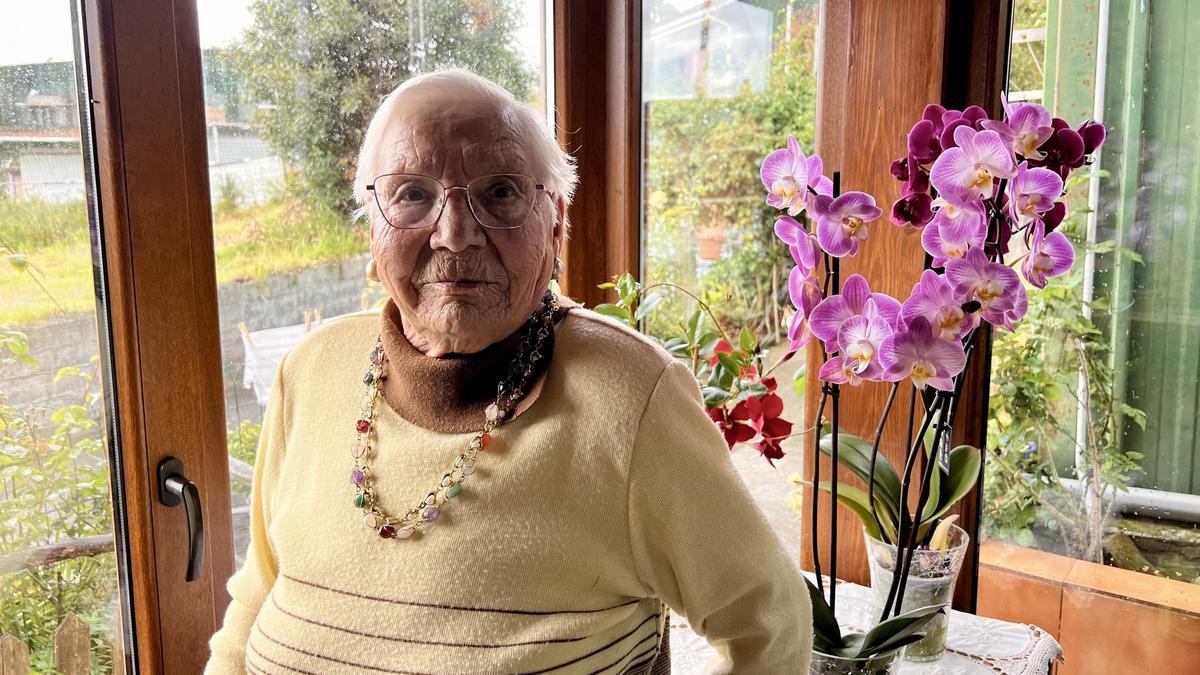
[{"left": 233, "top": 0, "right": 535, "bottom": 211}]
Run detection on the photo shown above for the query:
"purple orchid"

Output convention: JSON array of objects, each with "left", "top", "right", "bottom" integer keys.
[
  {"left": 1007, "top": 161, "right": 1064, "bottom": 224},
  {"left": 837, "top": 304, "right": 893, "bottom": 374},
  {"left": 920, "top": 198, "right": 987, "bottom": 266},
  {"left": 1030, "top": 119, "right": 1086, "bottom": 179},
  {"left": 760, "top": 135, "right": 810, "bottom": 215},
  {"left": 891, "top": 191, "right": 935, "bottom": 229},
  {"left": 787, "top": 265, "right": 824, "bottom": 350},
  {"left": 908, "top": 119, "right": 942, "bottom": 165},
  {"left": 901, "top": 269, "right": 979, "bottom": 340},
  {"left": 930, "top": 126, "right": 1016, "bottom": 206},
  {"left": 946, "top": 247, "right": 1021, "bottom": 326},
  {"left": 880, "top": 317, "right": 968, "bottom": 391},
  {"left": 1077, "top": 120, "right": 1107, "bottom": 155},
  {"left": 938, "top": 105, "right": 990, "bottom": 149},
  {"left": 813, "top": 191, "right": 883, "bottom": 257},
  {"left": 819, "top": 355, "right": 882, "bottom": 387},
  {"left": 810, "top": 274, "right": 902, "bottom": 352},
  {"left": 1021, "top": 221, "right": 1075, "bottom": 289},
  {"left": 981, "top": 97, "right": 1054, "bottom": 159},
  {"left": 775, "top": 216, "right": 820, "bottom": 271}
]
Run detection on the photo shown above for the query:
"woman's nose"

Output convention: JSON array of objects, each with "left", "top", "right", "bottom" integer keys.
[{"left": 429, "top": 188, "right": 487, "bottom": 253}]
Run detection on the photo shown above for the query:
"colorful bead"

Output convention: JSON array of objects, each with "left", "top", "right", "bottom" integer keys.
[
  {"left": 421, "top": 506, "right": 440, "bottom": 522},
  {"left": 379, "top": 524, "right": 396, "bottom": 538},
  {"left": 480, "top": 433, "right": 491, "bottom": 449},
  {"left": 350, "top": 468, "right": 365, "bottom": 485},
  {"left": 461, "top": 461, "right": 475, "bottom": 476},
  {"left": 354, "top": 493, "right": 368, "bottom": 508},
  {"left": 363, "top": 513, "right": 382, "bottom": 528},
  {"left": 445, "top": 483, "right": 462, "bottom": 498},
  {"left": 356, "top": 419, "right": 370, "bottom": 433},
  {"left": 363, "top": 371, "right": 375, "bottom": 384},
  {"left": 397, "top": 526, "right": 416, "bottom": 539}
]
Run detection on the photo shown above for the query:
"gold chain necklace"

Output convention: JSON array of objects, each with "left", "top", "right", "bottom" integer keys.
[{"left": 350, "top": 291, "right": 559, "bottom": 539}]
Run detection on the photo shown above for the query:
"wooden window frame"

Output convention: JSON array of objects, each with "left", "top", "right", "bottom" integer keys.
[{"left": 84, "top": 0, "right": 235, "bottom": 671}]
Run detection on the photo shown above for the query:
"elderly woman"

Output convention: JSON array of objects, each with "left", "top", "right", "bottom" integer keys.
[{"left": 205, "top": 70, "right": 811, "bottom": 674}]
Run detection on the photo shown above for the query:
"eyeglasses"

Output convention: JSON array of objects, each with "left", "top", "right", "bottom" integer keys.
[{"left": 366, "top": 172, "right": 547, "bottom": 230}]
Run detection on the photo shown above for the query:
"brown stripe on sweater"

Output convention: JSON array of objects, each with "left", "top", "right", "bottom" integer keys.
[
  {"left": 254, "top": 621, "right": 442, "bottom": 675},
  {"left": 248, "top": 638, "right": 323, "bottom": 675},
  {"left": 513, "top": 614, "right": 659, "bottom": 675},
  {"left": 585, "top": 635, "right": 658, "bottom": 675},
  {"left": 282, "top": 571, "right": 641, "bottom": 616},
  {"left": 620, "top": 651, "right": 658, "bottom": 675},
  {"left": 269, "top": 592, "right": 591, "bottom": 648}
]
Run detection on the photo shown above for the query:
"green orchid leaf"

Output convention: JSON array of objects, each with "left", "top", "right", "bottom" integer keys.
[
  {"left": 858, "top": 605, "right": 944, "bottom": 656},
  {"left": 819, "top": 432, "right": 902, "bottom": 517},
  {"left": 817, "top": 481, "right": 886, "bottom": 541},
  {"left": 805, "top": 577, "right": 842, "bottom": 648},
  {"left": 921, "top": 444, "right": 982, "bottom": 524}
]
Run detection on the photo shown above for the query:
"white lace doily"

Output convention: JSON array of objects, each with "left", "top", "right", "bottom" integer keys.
[{"left": 668, "top": 577, "right": 1062, "bottom": 674}]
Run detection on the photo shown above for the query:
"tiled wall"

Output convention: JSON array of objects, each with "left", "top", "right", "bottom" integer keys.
[{"left": 977, "top": 541, "right": 1200, "bottom": 674}]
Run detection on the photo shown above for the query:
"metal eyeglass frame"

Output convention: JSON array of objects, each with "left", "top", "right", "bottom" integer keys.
[{"left": 366, "top": 172, "right": 548, "bottom": 230}]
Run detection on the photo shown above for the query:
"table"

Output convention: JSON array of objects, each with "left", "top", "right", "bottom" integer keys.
[{"left": 668, "top": 578, "right": 1063, "bottom": 674}]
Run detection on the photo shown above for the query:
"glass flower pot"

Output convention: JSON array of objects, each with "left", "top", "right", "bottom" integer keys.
[
  {"left": 863, "top": 523, "right": 969, "bottom": 662},
  {"left": 810, "top": 648, "right": 900, "bottom": 674}
]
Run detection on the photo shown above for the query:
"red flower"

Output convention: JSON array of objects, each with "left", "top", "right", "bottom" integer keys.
[
  {"left": 732, "top": 392, "right": 794, "bottom": 465},
  {"left": 709, "top": 339, "right": 756, "bottom": 377},
  {"left": 708, "top": 404, "right": 755, "bottom": 449}
]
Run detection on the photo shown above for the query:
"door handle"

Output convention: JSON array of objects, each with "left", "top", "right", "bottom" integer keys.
[{"left": 157, "top": 456, "right": 205, "bottom": 582}]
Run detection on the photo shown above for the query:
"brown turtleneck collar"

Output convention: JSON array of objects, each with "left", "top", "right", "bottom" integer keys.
[{"left": 377, "top": 294, "right": 578, "bottom": 433}]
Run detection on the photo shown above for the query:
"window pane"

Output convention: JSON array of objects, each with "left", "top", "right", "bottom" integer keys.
[
  {"left": 639, "top": 1, "right": 821, "bottom": 667},
  {"left": 0, "top": 3, "right": 130, "bottom": 672},
  {"left": 641, "top": 0, "right": 819, "bottom": 550},
  {"left": 981, "top": 0, "right": 1200, "bottom": 664},
  {"left": 196, "top": 0, "right": 549, "bottom": 565}
]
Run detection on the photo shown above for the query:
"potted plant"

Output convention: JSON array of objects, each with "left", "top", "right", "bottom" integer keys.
[
  {"left": 813, "top": 430, "right": 978, "bottom": 660},
  {"left": 756, "top": 97, "right": 1105, "bottom": 667},
  {"left": 695, "top": 200, "right": 728, "bottom": 261},
  {"left": 807, "top": 576, "right": 943, "bottom": 674}
]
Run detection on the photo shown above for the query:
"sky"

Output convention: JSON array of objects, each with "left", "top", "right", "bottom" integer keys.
[{"left": 0, "top": 0, "right": 542, "bottom": 67}]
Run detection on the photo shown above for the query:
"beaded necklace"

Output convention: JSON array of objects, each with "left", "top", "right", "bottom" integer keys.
[{"left": 350, "top": 291, "right": 559, "bottom": 539}]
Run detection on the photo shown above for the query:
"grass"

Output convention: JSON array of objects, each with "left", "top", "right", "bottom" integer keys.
[{"left": 1, "top": 194, "right": 368, "bottom": 326}]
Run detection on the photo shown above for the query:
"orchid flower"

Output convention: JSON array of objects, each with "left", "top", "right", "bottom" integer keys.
[
  {"left": 930, "top": 126, "right": 1016, "bottom": 206},
  {"left": 813, "top": 191, "right": 883, "bottom": 257},
  {"left": 937, "top": 105, "right": 989, "bottom": 149},
  {"left": 891, "top": 191, "right": 935, "bottom": 229},
  {"left": 1007, "top": 162, "right": 1064, "bottom": 225},
  {"left": 981, "top": 97, "right": 1054, "bottom": 159},
  {"left": 775, "top": 216, "right": 820, "bottom": 271},
  {"left": 921, "top": 199, "right": 987, "bottom": 267},
  {"left": 760, "top": 135, "right": 809, "bottom": 215},
  {"left": 819, "top": 355, "right": 882, "bottom": 387},
  {"left": 1022, "top": 220, "right": 1075, "bottom": 289},
  {"left": 837, "top": 305, "right": 893, "bottom": 373},
  {"left": 787, "top": 265, "right": 824, "bottom": 350},
  {"left": 810, "top": 274, "right": 902, "bottom": 351},
  {"left": 901, "top": 269, "right": 979, "bottom": 340},
  {"left": 880, "top": 317, "right": 967, "bottom": 391},
  {"left": 946, "top": 247, "right": 1021, "bottom": 326}
]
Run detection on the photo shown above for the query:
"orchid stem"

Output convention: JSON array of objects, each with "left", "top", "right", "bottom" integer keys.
[{"left": 867, "top": 382, "right": 902, "bottom": 538}]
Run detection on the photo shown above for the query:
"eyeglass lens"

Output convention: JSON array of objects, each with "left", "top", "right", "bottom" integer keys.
[{"left": 372, "top": 174, "right": 538, "bottom": 229}]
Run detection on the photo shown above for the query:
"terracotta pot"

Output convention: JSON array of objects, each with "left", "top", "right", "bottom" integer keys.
[{"left": 696, "top": 230, "right": 727, "bottom": 260}]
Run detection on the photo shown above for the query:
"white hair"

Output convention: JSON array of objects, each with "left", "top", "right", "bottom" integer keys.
[{"left": 352, "top": 68, "right": 577, "bottom": 224}]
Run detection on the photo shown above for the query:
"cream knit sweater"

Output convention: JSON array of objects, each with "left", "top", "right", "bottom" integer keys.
[{"left": 204, "top": 305, "right": 812, "bottom": 674}]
